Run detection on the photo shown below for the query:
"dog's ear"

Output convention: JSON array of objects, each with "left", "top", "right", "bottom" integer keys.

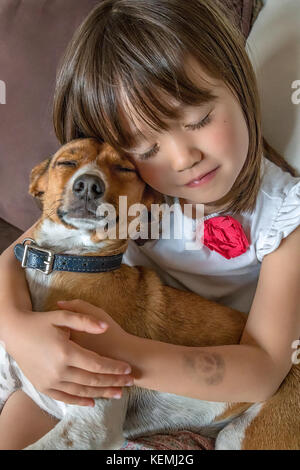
[{"left": 29, "top": 157, "right": 51, "bottom": 209}]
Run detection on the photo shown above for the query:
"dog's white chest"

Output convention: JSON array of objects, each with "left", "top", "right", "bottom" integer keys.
[{"left": 25, "top": 269, "right": 53, "bottom": 312}]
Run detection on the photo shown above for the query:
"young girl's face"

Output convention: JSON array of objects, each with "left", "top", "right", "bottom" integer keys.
[{"left": 121, "top": 56, "right": 249, "bottom": 211}]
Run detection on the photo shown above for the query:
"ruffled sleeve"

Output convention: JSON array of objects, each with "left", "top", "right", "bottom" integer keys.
[{"left": 256, "top": 181, "right": 300, "bottom": 262}]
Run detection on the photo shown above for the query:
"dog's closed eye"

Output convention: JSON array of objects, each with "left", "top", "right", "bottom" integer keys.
[
  {"left": 56, "top": 161, "right": 77, "bottom": 167},
  {"left": 114, "top": 165, "right": 136, "bottom": 173}
]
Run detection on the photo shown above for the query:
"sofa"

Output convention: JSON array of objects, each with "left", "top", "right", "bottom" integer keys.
[{"left": 0, "top": 0, "right": 264, "bottom": 254}]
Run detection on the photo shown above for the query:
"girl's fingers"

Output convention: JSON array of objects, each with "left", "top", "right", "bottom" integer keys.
[
  {"left": 51, "top": 309, "right": 108, "bottom": 334},
  {"left": 62, "top": 366, "right": 134, "bottom": 388},
  {"left": 54, "top": 381, "right": 125, "bottom": 400},
  {"left": 46, "top": 389, "right": 96, "bottom": 407},
  {"left": 57, "top": 299, "right": 114, "bottom": 328},
  {"left": 67, "top": 341, "right": 132, "bottom": 375}
]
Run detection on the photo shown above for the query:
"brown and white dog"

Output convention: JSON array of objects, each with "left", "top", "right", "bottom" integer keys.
[{"left": 1, "top": 138, "right": 299, "bottom": 450}]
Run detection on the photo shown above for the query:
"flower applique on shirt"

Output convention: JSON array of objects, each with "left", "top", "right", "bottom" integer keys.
[{"left": 196, "top": 215, "right": 250, "bottom": 260}]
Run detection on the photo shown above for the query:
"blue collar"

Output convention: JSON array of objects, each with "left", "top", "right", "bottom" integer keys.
[{"left": 14, "top": 238, "right": 123, "bottom": 275}]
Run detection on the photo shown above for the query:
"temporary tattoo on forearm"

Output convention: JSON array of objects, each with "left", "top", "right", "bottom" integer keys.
[{"left": 182, "top": 350, "right": 225, "bottom": 385}]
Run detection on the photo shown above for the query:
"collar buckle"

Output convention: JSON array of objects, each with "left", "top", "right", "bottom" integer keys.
[{"left": 22, "top": 238, "right": 55, "bottom": 275}]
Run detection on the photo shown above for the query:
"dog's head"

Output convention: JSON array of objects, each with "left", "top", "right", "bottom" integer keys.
[{"left": 29, "top": 138, "right": 164, "bottom": 242}]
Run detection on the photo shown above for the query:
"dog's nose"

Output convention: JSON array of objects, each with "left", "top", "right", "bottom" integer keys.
[{"left": 72, "top": 174, "right": 105, "bottom": 200}]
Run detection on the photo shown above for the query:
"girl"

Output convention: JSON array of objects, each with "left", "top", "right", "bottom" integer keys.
[{"left": 0, "top": 0, "right": 299, "bottom": 450}]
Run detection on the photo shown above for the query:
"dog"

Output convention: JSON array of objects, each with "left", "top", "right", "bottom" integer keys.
[{"left": 1, "top": 137, "right": 299, "bottom": 450}]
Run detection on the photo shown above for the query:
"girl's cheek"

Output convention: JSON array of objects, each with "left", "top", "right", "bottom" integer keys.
[
  {"left": 136, "top": 162, "right": 169, "bottom": 190},
  {"left": 208, "top": 118, "right": 236, "bottom": 154},
  {"left": 209, "top": 114, "right": 248, "bottom": 160}
]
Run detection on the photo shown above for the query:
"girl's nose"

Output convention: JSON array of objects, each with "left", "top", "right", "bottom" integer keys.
[{"left": 165, "top": 134, "right": 203, "bottom": 172}]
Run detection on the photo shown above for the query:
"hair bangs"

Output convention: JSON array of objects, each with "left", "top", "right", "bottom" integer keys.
[
  {"left": 116, "top": 78, "right": 218, "bottom": 154},
  {"left": 99, "top": 64, "right": 219, "bottom": 155}
]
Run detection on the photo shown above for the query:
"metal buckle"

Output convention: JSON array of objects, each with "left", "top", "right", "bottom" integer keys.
[{"left": 21, "top": 238, "right": 55, "bottom": 275}]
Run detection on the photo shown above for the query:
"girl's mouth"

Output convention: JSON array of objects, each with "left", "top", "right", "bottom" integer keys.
[{"left": 184, "top": 166, "right": 220, "bottom": 188}]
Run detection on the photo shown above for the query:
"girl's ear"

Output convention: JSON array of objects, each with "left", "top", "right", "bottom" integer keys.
[{"left": 28, "top": 157, "right": 52, "bottom": 208}]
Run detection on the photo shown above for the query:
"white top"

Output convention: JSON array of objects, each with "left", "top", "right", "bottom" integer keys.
[{"left": 122, "top": 157, "right": 300, "bottom": 314}]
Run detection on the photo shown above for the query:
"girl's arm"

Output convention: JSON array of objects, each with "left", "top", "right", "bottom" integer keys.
[
  {"left": 0, "top": 223, "right": 134, "bottom": 406},
  {"left": 0, "top": 222, "right": 37, "bottom": 329},
  {"left": 127, "top": 224, "right": 300, "bottom": 403}
]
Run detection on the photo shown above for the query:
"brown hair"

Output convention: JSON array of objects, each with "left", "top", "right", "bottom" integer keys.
[{"left": 53, "top": 0, "right": 296, "bottom": 215}]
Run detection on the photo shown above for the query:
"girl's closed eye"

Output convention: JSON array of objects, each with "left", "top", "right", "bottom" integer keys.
[
  {"left": 139, "top": 111, "right": 213, "bottom": 161},
  {"left": 186, "top": 111, "right": 212, "bottom": 131}
]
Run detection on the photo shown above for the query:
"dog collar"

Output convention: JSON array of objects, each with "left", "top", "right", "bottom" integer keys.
[{"left": 14, "top": 238, "right": 123, "bottom": 275}]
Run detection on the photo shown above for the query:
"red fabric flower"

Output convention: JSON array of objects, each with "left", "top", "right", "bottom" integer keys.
[{"left": 196, "top": 216, "right": 250, "bottom": 259}]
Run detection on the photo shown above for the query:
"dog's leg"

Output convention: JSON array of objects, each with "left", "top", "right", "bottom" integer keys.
[
  {"left": 0, "top": 345, "right": 22, "bottom": 414},
  {"left": 24, "top": 389, "right": 129, "bottom": 450},
  {"left": 214, "top": 403, "right": 264, "bottom": 450}
]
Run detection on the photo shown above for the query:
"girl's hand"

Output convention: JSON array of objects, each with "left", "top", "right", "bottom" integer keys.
[
  {"left": 4, "top": 304, "right": 134, "bottom": 407},
  {"left": 57, "top": 299, "right": 136, "bottom": 377}
]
